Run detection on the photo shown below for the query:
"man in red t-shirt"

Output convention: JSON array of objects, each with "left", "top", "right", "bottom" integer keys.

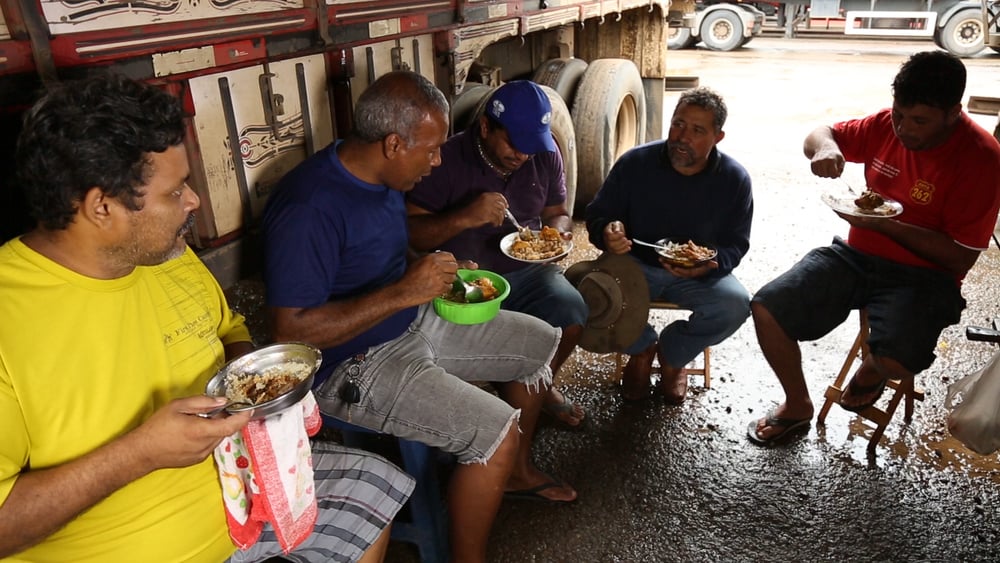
[{"left": 748, "top": 51, "right": 1000, "bottom": 445}]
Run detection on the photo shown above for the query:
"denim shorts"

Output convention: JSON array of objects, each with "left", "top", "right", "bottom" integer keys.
[
  {"left": 752, "top": 237, "right": 965, "bottom": 374},
  {"left": 501, "top": 263, "right": 588, "bottom": 329},
  {"left": 315, "top": 304, "right": 559, "bottom": 464}
]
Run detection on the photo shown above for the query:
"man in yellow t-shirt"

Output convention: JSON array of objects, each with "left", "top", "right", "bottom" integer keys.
[{"left": 0, "top": 74, "right": 413, "bottom": 563}]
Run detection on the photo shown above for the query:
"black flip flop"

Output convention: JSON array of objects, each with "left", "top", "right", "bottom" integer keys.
[
  {"left": 839, "top": 375, "right": 888, "bottom": 413},
  {"left": 746, "top": 409, "right": 811, "bottom": 446},
  {"left": 504, "top": 474, "right": 576, "bottom": 503}
]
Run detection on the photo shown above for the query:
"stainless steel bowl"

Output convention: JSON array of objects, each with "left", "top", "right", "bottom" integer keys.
[{"left": 205, "top": 342, "right": 322, "bottom": 420}]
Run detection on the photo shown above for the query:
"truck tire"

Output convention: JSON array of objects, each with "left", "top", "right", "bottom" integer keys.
[
  {"left": 536, "top": 85, "right": 579, "bottom": 217},
  {"left": 571, "top": 59, "right": 646, "bottom": 215},
  {"left": 450, "top": 84, "right": 495, "bottom": 133},
  {"left": 939, "top": 8, "right": 985, "bottom": 57},
  {"left": 700, "top": 9, "right": 744, "bottom": 52},
  {"left": 531, "top": 58, "right": 588, "bottom": 110},
  {"left": 668, "top": 26, "right": 697, "bottom": 50}
]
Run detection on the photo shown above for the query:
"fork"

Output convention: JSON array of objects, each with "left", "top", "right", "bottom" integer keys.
[
  {"left": 841, "top": 178, "right": 858, "bottom": 195},
  {"left": 632, "top": 238, "right": 667, "bottom": 252}
]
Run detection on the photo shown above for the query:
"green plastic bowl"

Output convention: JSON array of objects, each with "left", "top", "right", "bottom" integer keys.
[{"left": 433, "top": 269, "right": 509, "bottom": 325}]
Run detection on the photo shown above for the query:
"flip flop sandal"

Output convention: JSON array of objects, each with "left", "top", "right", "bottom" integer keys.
[
  {"left": 746, "top": 409, "right": 811, "bottom": 446},
  {"left": 839, "top": 376, "right": 888, "bottom": 413},
  {"left": 504, "top": 473, "right": 576, "bottom": 503}
]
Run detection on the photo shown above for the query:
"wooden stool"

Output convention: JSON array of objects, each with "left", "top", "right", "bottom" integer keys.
[
  {"left": 615, "top": 301, "right": 711, "bottom": 389},
  {"left": 816, "top": 311, "right": 924, "bottom": 451}
]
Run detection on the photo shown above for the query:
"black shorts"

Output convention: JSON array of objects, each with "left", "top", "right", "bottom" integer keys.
[{"left": 752, "top": 237, "right": 965, "bottom": 374}]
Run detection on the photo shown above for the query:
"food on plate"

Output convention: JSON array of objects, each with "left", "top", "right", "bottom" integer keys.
[
  {"left": 508, "top": 226, "right": 567, "bottom": 261},
  {"left": 226, "top": 361, "right": 312, "bottom": 405},
  {"left": 854, "top": 190, "right": 885, "bottom": 211},
  {"left": 442, "top": 276, "right": 500, "bottom": 303},
  {"left": 658, "top": 240, "right": 716, "bottom": 265}
]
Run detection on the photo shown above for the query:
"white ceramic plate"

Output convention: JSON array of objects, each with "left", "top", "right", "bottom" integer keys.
[
  {"left": 499, "top": 231, "right": 572, "bottom": 263},
  {"left": 821, "top": 192, "right": 903, "bottom": 218}
]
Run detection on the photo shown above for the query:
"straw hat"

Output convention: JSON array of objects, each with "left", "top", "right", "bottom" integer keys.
[{"left": 564, "top": 253, "right": 650, "bottom": 353}]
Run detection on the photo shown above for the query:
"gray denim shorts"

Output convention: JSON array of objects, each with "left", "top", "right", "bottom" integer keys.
[{"left": 315, "top": 304, "right": 559, "bottom": 464}]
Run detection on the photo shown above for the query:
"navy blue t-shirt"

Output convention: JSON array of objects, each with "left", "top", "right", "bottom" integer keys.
[
  {"left": 262, "top": 141, "right": 416, "bottom": 384},
  {"left": 585, "top": 140, "right": 753, "bottom": 278}
]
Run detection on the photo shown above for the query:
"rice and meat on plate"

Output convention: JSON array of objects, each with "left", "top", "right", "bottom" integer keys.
[
  {"left": 509, "top": 226, "right": 566, "bottom": 261},
  {"left": 226, "top": 361, "right": 313, "bottom": 405}
]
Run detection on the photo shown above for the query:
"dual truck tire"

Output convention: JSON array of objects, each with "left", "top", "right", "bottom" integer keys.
[{"left": 452, "top": 58, "right": 646, "bottom": 218}]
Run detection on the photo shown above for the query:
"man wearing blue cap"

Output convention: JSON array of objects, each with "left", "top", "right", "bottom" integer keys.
[{"left": 407, "top": 80, "right": 588, "bottom": 430}]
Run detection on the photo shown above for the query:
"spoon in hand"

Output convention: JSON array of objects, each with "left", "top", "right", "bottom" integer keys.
[
  {"left": 197, "top": 399, "right": 253, "bottom": 418},
  {"left": 504, "top": 208, "right": 533, "bottom": 241},
  {"left": 453, "top": 275, "right": 484, "bottom": 303}
]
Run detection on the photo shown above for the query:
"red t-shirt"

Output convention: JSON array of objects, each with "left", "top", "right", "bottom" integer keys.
[{"left": 833, "top": 109, "right": 1000, "bottom": 276}]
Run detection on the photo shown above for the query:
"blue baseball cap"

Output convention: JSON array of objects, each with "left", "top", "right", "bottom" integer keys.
[{"left": 484, "top": 81, "right": 557, "bottom": 155}]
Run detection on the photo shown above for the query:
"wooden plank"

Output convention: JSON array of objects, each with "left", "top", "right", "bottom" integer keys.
[{"left": 968, "top": 95, "right": 1000, "bottom": 116}]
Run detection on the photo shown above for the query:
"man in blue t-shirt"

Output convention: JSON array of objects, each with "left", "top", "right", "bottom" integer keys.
[
  {"left": 585, "top": 87, "right": 753, "bottom": 405},
  {"left": 407, "top": 81, "right": 587, "bottom": 429},
  {"left": 262, "top": 71, "right": 577, "bottom": 563}
]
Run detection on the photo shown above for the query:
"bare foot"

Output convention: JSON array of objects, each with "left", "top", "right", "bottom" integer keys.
[
  {"left": 542, "top": 387, "right": 585, "bottom": 427},
  {"left": 657, "top": 365, "right": 688, "bottom": 405},
  {"left": 621, "top": 344, "right": 656, "bottom": 401}
]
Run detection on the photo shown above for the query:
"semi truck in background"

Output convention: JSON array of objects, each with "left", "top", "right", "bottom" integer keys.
[
  {"left": 668, "top": 1, "right": 766, "bottom": 51},
  {"left": 0, "top": 0, "right": 695, "bottom": 286},
  {"left": 784, "top": 0, "right": 998, "bottom": 56},
  {"left": 667, "top": 0, "right": 999, "bottom": 56}
]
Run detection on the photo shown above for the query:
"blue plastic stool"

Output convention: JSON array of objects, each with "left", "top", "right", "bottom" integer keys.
[{"left": 321, "top": 415, "right": 450, "bottom": 563}]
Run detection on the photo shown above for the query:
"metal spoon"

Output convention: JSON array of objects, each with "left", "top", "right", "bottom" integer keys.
[
  {"left": 453, "top": 275, "right": 484, "bottom": 303},
  {"left": 197, "top": 398, "right": 253, "bottom": 418},
  {"left": 504, "top": 208, "right": 533, "bottom": 241}
]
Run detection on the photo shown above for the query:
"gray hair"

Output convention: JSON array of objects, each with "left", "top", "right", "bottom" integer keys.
[
  {"left": 676, "top": 86, "right": 728, "bottom": 132},
  {"left": 353, "top": 70, "right": 449, "bottom": 147}
]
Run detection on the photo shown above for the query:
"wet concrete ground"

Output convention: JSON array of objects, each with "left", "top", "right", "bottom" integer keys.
[
  {"left": 230, "top": 37, "right": 1000, "bottom": 562},
  {"left": 485, "top": 39, "right": 1000, "bottom": 563}
]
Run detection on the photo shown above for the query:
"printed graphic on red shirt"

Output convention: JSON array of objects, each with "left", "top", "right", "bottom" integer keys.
[
  {"left": 910, "top": 179, "right": 934, "bottom": 206},
  {"left": 871, "top": 158, "right": 899, "bottom": 180}
]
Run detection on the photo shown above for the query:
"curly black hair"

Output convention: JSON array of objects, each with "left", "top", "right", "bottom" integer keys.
[
  {"left": 892, "top": 50, "right": 966, "bottom": 110},
  {"left": 676, "top": 86, "right": 728, "bottom": 132},
  {"left": 16, "top": 73, "right": 186, "bottom": 230}
]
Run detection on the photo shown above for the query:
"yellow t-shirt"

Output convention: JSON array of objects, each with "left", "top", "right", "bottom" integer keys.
[{"left": 0, "top": 240, "right": 251, "bottom": 563}]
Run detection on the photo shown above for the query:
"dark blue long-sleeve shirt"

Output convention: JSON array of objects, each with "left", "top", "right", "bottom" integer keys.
[{"left": 585, "top": 140, "right": 753, "bottom": 278}]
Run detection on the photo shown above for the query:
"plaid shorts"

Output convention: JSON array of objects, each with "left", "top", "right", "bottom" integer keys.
[{"left": 226, "top": 441, "right": 415, "bottom": 563}]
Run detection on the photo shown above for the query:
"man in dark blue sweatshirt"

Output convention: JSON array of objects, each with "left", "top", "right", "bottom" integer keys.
[{"left": 585, "top": 87, "right": 753, "bottom": 405}]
